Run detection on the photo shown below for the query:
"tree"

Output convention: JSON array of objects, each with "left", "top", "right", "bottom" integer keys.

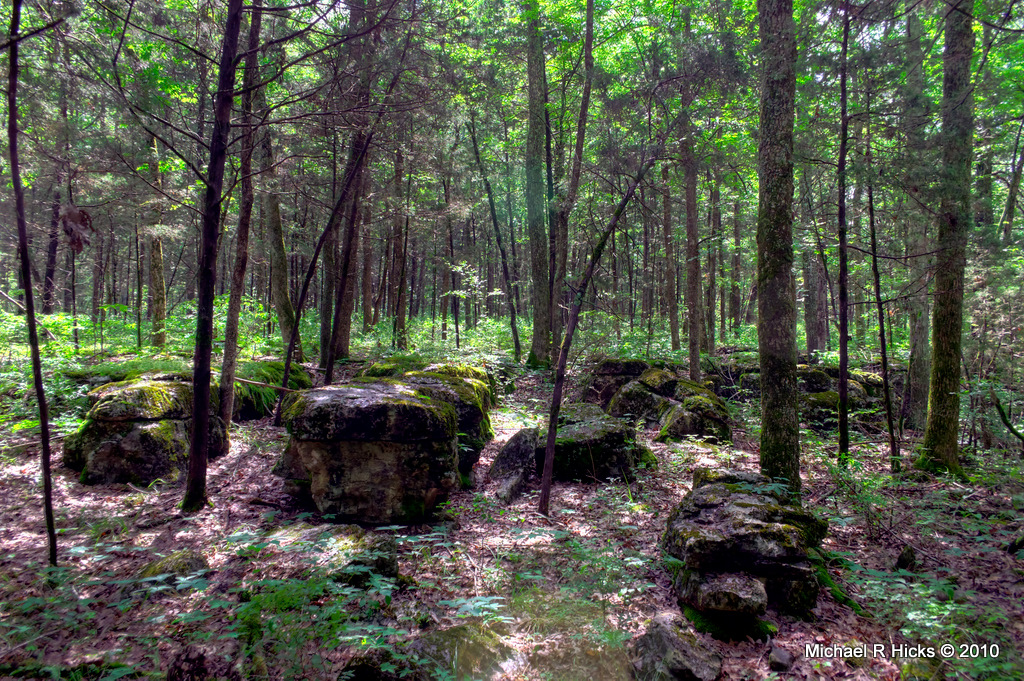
[
  {"left": 524, "top": 0, "right": 550, "bottom": 367},
  {"left": 917, "top": 0, "right": 973, "bottom": 477},
  {"left": 8, "top": 0, "right": 59, "bottom": 566},
  {"left": 181, "top": 0, "right": 245, "bottom": 512},
  {"left": 757, "top": 0, "right": 800, "bottom": 498}
]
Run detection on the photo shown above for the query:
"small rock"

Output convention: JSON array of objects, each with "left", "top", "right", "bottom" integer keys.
[
  {"left": 632, "top": 612, "right": 723, "bottom": 681},
  {"left": 768, "top": 645, "right": 796, "bottom": 671},
  {"left": 895, "top": 545, "right": 917, "bottom": 571}
]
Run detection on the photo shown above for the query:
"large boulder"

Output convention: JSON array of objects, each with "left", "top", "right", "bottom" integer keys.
[
  {"left": 489, "top": 427, "right": 540, "bottom": 503},
  {"left": 632, "top": 612, "right": 723, "bottom": 681},
  {"left": 275, "top": 382, "right": 460, "bottom": 524},
  {"left": 658, "top": 384, "right": 731, "bottom": 444},
  {"left": 582, "top": 358, "right": 650, "bottom": 409},
  {"left": 608, "top": 380, "right": 673, "bottom": 424},
  {"left": 534, "top": 403, "right": 654, "bottom": 482},
  {"left": 64, "top": 379, "right": 227, "bottom": 486},
  {"left": 661, "top": 468, "right": 828, "bottom": 633}
]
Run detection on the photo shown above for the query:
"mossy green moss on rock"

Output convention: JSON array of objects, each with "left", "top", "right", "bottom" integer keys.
[
  {"left": 661, "top": 468, "right": 827, "bottom": 619},
  {"left": 674, "top": 569, "right": 768, "bottom": 616},
  {"left": 582, "top": 357, "right": 650, "bottom": 408},
  {"left": 403, "top": 372, "right": 495, "bottom": 474},
  {"left": 64, "top": 415, "right": 227, "bottom": 486},
  {"left": 681, "top": 604, "right": 777, "bottom": 642},
  {"left": 535, "top": 405, "right": 650, "bottom": 482},
  {"left": 87, "top": 380, "right": 195, "bottom": 421},
  {"left": 283, "top": 383, "right": 458, "bottom": 443},
  {"left": 607, "top": 380, "right": 673, "bottom": 423},
  {"left": 639, "top": 368, "right": 679, "bottom": 397},
  {"left": 797, "top": 366, "right": 832, "bottom": 393},
  {"left": 231, "top": 360, "right": 312, "bottom": 421},
  {"left": 138, "top": 549, "right": 209, "bottom": 585},
  {"left": 358, "top": 356, "right": 429, "bottom": 377}
]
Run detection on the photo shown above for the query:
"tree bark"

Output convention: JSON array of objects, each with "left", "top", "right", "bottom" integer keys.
[
  {"left": 757, "top": 0, "right": 800, "bottom": 498},
  {"left": 8, "top": 0, "right": 58, "bottom": 566},
  {"left": 918, "top": 0, "right": 973, "bottom": 477},
  {"left": 901, "top": 3, "right": 930, "bottom": 430},
  {"left": 42, "top": 187, "right": 60, "bottom": 314},
  {"left": 837, "top": 10, "right": 851, "bottom": 462},
  {"left": 662, "top": 164, "right": 680, "bottom": 350},
  {"left": 218, "top": 4, "right": 262, "bottom": 429},
  {"left": 525, "top": 0, "right": 550, "bottom": 367},
  {"left": 683, "top": 135, "right": 701, "bottom": 380},
  {"left": 182, "top": 0, "right": 244, "bottom": 512}
]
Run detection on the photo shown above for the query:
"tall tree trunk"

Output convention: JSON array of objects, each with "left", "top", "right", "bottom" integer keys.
[
  {"left": 901, "top": 3, "right": 930, "bottom": 430},
  {"left": 149, "top": 135, "right": 167, "bottom": 347},
  {"left": 683, "top": 136, "right": 701, "bottom": 380},
  {"left": 8, "top": 0, "right": 58, "bottom": 566},
  {"left": 918, "top": 0, "right": 972, "bottom": 477},
  {"left": 257, "top": 89, "right": 301, "bottom": 360},
  {"left": 837, "top": 9, "right": 851, "bottom": 462},
  {"left": 42, "top": 187, "right": 60, "bottom": 314},
  {"left": 361, "top": 197, "right": 374, "bottom": 334},
  {"left": 182, "top": 0, "right": 244, "bottom": 512},
  {"left": 662, "top": 164, "right": 680, "bottom": 350},
  {"left": 757, "top": 0, "right": 800, "bottom": 498},
  {"left": 999, "top": 121, "right": 1024, "bottom": 244},
  {"left": 218, "top": 4, "right": 262, "bottom": 428},
  {"left": 525, "top": 0, "right": 550, "bottom": 367},
  {"left": 730, "top": 199, "right": 741, "bottom": 334}
]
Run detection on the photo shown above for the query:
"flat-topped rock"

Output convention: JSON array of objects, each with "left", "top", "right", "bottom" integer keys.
[
  {"left": 536, "top": 403, "right": 654, "bottom": 482},
  {"left": 276, "top": 381, "right": 460, "bottom": 524}
]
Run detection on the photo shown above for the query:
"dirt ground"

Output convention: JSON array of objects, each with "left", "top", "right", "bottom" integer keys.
[{"left": 1, "top": 362, "right": 1022, "bottom": 680}]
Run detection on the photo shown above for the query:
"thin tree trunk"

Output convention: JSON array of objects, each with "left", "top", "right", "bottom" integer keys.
[
  {"left": 730, "top": 199, "right": 741, "bottom": 334},
  {"left": 525, "top": 0, "right": 550, "bottom": 367},
  {"left": 683, "top": 136, "right": 701, "bottom": 380},
  {"left": 469, "top": 116, "right": 522, "bottom": 361},
  {"left": 42, "top": 187, "right": 60, "bottom": 314},
  {"left": 999, "top": 120, "right": 1024, "bottom": 244},
  {"left": 539, "top": 150, "right": 662, "bottom": 516},
  {"left": 662, "top": 164, "right": 680, "bottom": 350},
  {"left": 836, "top": 9, "right": 851, "bottom": 463},
  {"left": 218, "top": 4, "right": 262, "bottom": 429},
  {"left": 8, "top": 0, "right": 58, "bottom": 566},
  {"left": 182, "top": 0, "right": 245, "bottom": 512}
]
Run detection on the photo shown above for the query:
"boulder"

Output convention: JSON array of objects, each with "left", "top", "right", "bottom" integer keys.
[
  {"left": 582, "top": 358, "right": 650, "bottom": 409},
  {"left": 738, "top": 373, "right": 760, "bottom": 399},
  {"left": 64, "top": 379, "right": 227, "bottom": 486},
  {"left": 674, "top": 570, "right": 767, "bottom": 616},
  {"left": 400, "top": 372, "right": 494, "bottom": 475},
  {"left": 850, "top": 370, "right": 884, "bottom": 397},
  {"left": 535, "top": 405, "right": 653, "bottom": 482},
  {"left": 489, "top": 427, "right": 540, "bottom": 503},
  {"left": 797, "top": 366, "right": 831, "bottom": 393},
  {"left": 607, "top": 380, "right": 673, "bottom": 423},
  {"left": 657, "top": 397, "right": 731, "bottom": 444},
  {"left": 275, "top": 382, "right": 460, "bottom": 524},
  {"left": 661, "top": 468, "right": 828, "bottom": 624},
  {"left": 632, "top": 612, "right": 722, "bottom": 681},
  {"left": 640, "top": 368, "right": 680, "bottom": 397}
]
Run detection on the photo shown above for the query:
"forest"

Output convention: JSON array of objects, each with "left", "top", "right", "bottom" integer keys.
[{"left": 1, "top": 0, "right": 1023, "bottom": 677}]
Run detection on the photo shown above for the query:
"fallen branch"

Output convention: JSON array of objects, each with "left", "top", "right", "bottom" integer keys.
[
  {"left": 233, "top": 376, "right": 298, "bottom": 393},
  {"left": 0, "top": 289, "right": 56, "bottom": 340}
]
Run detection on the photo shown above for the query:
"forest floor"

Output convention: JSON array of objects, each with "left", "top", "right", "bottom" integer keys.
[{"left": 1, "top": 358, "right": 1023, "bottom": 680}]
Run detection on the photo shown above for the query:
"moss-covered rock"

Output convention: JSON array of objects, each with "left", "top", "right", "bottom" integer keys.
[
  {"left": 607, "top": 380, "right": 673, "bottom": 423},
  {"left": 87, "top": 380, "right": 194, "bottom": 421},
  {"left": 535, "top": 406, "right": 649, "bottom": 482},
  {"left": 639, "top": 368, "right": 679, "bottom": 397},
  {"left": 657, "top": 399, "right": 731, "bottom": 445},
  {"left": 738, "top": 372, "right": 761, "bottom": 399},
  {"left": 661, "top": 469, "right": 828, "bottom": 619},
  {"left": 581, "top": 357, "right": 650, "bottom": 409},
  {"left": 358, "top": 356, "right": 429, "bottom": 378},
  {"left": 276, "top": 381, "right": 460, "bottom": 524},
  {"left": 138, "top": 549, "right": 209, "bottom": 587},
  {"left": 282, "top": 383, "right": 457, "bottom": 443},
  {"left": 64, "top": 415, "right": 227, "bottom": 486},
  {"left": 231, "top": 360, "right": 312, "bottom": 421},
  {"left": 797, "top": 366, "right": 832, "bottom": 393},
  {"left": 631, "top": 613, "right": 723, "bottom": 681},
  {"left": 850, "top": 369, "right": 884, "bottom": 397},
  {"left": 403, "top": 372, "right": 495, "bottom": 474}
]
